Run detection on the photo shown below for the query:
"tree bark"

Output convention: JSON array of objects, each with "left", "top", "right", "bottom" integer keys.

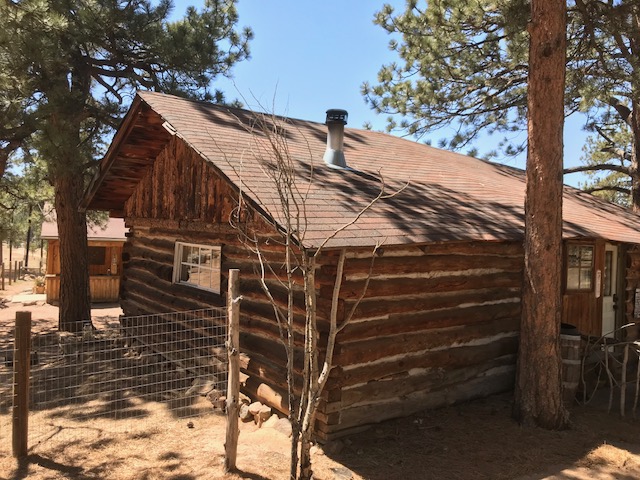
[
  {"left": 54, "top": 172, "right": 91, "bottom": 333},
  {"left": 24, "top": 205, "right": 32, "bottom": 268},
  {"left": 631, "top": 99, "right": 640, "bottom": 213},
  {"left": 513, "top": 0, "right": 569, "bottom": 429}
]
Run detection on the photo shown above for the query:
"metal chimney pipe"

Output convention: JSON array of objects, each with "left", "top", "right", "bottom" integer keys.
[{"left": 323, "top": 109, "right": 348, "bottom": 168}]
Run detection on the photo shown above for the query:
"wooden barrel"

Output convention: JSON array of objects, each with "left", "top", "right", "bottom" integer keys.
[{"left": 560, "top": 326, "right": 582, "bottom": 404}]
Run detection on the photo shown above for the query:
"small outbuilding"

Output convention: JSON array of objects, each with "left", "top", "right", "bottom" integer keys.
[
  {"left": 41, "top": 214, "right": 127, "bottom": 304},
  {"left": 82, "top": 91, "right": 640, "bottom": 439}
]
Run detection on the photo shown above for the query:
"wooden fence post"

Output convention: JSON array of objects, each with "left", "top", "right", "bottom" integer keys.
[
  {"left": 8, "top": 261, "right": 12, "bottom": 286},
  {"left": 14, "top": 260, "right": 18, "bottom": 282},
  {"left": 1, "top": 263, "right": 4, "bottom": 290},
  {"left": 13, "top": 311, "right": 32, "bottom": 458},
  {"left": 225, "top": 269, "right": 241, "bottom": 472}
]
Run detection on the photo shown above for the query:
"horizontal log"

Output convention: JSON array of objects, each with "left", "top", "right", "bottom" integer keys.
[
  {"left": 243, "top": 376, "right": 290, "bottom": 416},
  {"left": 241, "top": 309, "right": 306, "bottom": 347},
  {"left": 122, "top": 273, "right": 197, "bottom": 306},
  {"left": 222, "top": 241, "right": 305, "bottom": 259},
  {"left": 421, "top": 240, "right": 522, "bottom": 257},
  {"left": 243, "top": 301, "right": 330, "bottom": 342},
  {"left": 314, "top": 424, "right": 372, "bottom": 443},
  {"left": 126, "top": 260, "right": 174, "bottom": 283},
  {"left": 241, "top": 329, "right": 305, "bottom": 376},
  {"left": 342, "top": 254, "right": 522, "bottom": 277},
  {"left": 128, "top": 235, "right": 177, "bottom": 255},
  {"left": 347, "top": 287, "right": 521, "bottom": 320},
  {"left": 243, "top": 350, "right": 294, "bottom": 394},
  {"left": 319, "top": 366, "right": 515, "bottom": 436},
  {"left": 126, "top": 217, "right": 232, "bottom": 235},
  {"left": 338, "top": 334, "right": 518, "bottom": 388},
  {"left": 123, "top": 278, "right": 224, "bottom": 313},
  {"left": 224, "top": 244, "right": 343, "bottom": 272},
  {"left": 340, "top": 301, "right": 521, "bottom": 342},
  {"left": 343, "top": 241, "right": 523, "bottom": 259},
  {"left": 121, "top": 298, "right": 149, "bottom": 317},
  {"left": 121, "top": 290, "right": 177, "bottom": 316},
  {"left": 334, "top": 354, "right": 516, "bottom": 413},
  {"left": 223, "top": 253, "right": 341, "bottom": 289},
  {"left": 239, "top": 277, "right": 335, "bottom": 320},
  {"left": 120, "top": 307, "right": 227, "bottom": 341},
  {"left": 126, "top": 244, "right": 175, "bottom": 265},
  {"left": 335, "top": 317, "right": 519, "bottom": 365},
  {"left": 335, "top": 270, "right": 522, "bottom": 300}
]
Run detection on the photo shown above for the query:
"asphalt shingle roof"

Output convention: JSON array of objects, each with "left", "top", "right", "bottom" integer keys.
[{"left": 84, "top": 91, "right": 640, "bottom": 248}]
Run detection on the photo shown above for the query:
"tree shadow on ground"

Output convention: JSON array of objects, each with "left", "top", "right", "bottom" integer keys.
[
  {"left": 11, "top": 454, "right": 86, "bottom": 480},
  {"left": 222, "top": 470, "right": 273, "bottom": 480},
  {"left": 320, "top": 392, "right": 640, "bottom": 480}
]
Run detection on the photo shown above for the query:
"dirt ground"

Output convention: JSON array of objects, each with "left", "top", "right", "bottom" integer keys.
[{"left": 2, "top": 280, "right": 640, "bottom": 480}]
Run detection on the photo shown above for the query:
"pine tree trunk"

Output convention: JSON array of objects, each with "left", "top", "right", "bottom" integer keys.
[
  {"left": 54, "top": 172, "right": 91, "bottom": 333},
  {"left": 631, "top": 99, "right": 640, "bottom": 213},
  {"left": 513, "top": 0, "right": 569, "bottom": 429}
]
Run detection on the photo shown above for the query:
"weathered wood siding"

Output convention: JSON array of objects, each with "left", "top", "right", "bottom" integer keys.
[
  {"left": 45, "top": 239, "right": 123, "bottom": 303},
  {"left": 318, "top": 241, "right": 523, "bottom": 439},
  {"left": 45, "top": 275, "right": 120, "bottom": 303}
]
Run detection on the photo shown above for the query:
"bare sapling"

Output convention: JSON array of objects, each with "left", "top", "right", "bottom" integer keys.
[{"left": 224, "top": 109, "right": 402, "bottom": 479}]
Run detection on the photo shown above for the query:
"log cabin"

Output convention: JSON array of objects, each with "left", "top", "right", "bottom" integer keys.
[
  {"left": 41, "top": 214, "right": 126, "bottom": 304},
  {"left": 81, "top": 91, "right": 640, "bottom": 439}
]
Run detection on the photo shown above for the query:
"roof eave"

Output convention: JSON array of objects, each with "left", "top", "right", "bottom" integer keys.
[{"left": 80, "top": 94, "right": 146, "bottom": 212}]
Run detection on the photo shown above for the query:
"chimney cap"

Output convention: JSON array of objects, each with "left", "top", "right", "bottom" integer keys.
[{"left": 325, "top": 109, "right": 348, "bottom": 125}]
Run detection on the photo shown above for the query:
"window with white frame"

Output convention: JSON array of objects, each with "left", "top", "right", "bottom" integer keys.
[{"left": 173, "top": 242, "right": 222, "bottom": 294}]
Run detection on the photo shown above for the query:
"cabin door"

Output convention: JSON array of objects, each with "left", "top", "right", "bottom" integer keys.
[{"left": 602, "top": 243, "right": 619, "bottom": 338}]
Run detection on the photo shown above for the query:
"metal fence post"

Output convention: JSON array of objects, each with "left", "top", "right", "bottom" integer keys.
[
  {"left": 225, "top": 269, "right": 241, "bottom": 472},
  {"left": 13, "top": 311, "right": 32, "bottom": 458}
]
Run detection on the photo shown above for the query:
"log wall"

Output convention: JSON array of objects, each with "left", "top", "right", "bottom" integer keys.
[
  {"left": 120, "top": 137, "right": 343, "bottom": 431},
  {"left": 317, "top": 241, "right": 523, "bottom": 438},
  {"left": 120, "top": 136, "right": 525, "bottom": 440}
]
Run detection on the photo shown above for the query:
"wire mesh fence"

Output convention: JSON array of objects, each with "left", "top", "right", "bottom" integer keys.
[
  {"left": 0, "top": 321, "right": 14, "bottom": 416},
  {"left": 1, "top": 308, "right": 228, "bottom": 443}
]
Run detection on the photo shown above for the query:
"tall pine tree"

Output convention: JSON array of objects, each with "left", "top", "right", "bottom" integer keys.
[
  {"left": 514, "top": 0, "right": 568, "bottom": 428},
  {"left": 363, "top": 0, "right": 640, "bottom": 209},
  {"left": 0, "top": 0, "right": 252, "bottom": 331}
]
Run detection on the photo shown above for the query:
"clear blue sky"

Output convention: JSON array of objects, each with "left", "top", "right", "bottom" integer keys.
[{"left": 173, "top": 0, "right": 588, "bottom": 187}]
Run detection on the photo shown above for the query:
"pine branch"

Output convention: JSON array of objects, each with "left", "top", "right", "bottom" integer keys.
[
  {"left": 608, "top": 97, "right": 633, "bottom": 126},
  {"left": 584, "top": 185, "right": 630, "bottom": 195},
  {"left": 563, "top": 163, "right": 629, "bottom": 175}
]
